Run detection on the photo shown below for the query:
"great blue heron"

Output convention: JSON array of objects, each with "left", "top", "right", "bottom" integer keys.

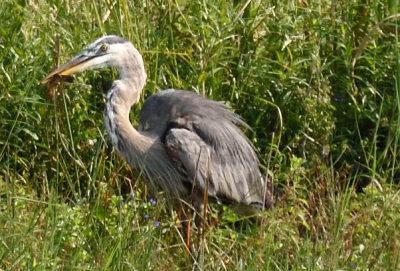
[{"left": 42, "top": 35, "right": 273, "bottom": 227}]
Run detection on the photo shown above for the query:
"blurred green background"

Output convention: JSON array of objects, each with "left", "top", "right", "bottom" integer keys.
[{"left": 0, "top": 0, "right": 399, "bottom": 270}]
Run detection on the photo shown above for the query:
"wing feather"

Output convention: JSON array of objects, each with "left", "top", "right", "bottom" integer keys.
[{"left": 139, "top": 89, "right": 267, "bottom": 208}]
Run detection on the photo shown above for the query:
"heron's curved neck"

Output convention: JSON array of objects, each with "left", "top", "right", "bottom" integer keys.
[
  {"left": 104, "top": 80, "right": 145, "bottom": 153},
  {"left": 103, "top": 50, "right": 148, "bottom": 160}
]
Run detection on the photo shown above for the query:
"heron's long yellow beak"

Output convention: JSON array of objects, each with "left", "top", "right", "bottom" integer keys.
[{"left": 41, "top": 55, "right": 95, "bottom": 84}]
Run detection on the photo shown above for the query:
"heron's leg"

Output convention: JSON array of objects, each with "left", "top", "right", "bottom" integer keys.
[
  {"left": 178, "top": 193, "right": 206, "bottom": 252},
  {"left": 192, "top": 189, "right": 206, "bottom": 228},
  {"left": 173, "top": 200, "right": 193, "bottom": 251},
  {"left": 193, "top": 196, "right": 205, "bottom": 227}
]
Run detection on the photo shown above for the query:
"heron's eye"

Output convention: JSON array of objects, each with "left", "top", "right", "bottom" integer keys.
[{"left": 100, "top": 44, "right": 108, "bottom": 52}]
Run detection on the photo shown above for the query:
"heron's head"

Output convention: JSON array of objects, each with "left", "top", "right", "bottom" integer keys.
[{"left": 41, "top": 35, "right": 146, "bottom": 85}]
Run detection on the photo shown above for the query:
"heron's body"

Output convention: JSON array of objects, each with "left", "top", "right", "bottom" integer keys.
[{"left": 42, "top": 35, "right": 273, "bottom": 221}]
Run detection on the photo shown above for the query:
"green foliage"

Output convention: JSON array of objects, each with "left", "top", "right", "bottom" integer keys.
[{"left": 1, "top": 0, "right": 400, "bottom": 269}]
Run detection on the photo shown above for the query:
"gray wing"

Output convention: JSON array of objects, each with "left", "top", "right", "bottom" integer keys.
[{"left": 138, "top": 89, "right": 266, "bottom": 207}]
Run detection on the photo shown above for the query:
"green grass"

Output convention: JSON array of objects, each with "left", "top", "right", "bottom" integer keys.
[{"left": 1, "top": 0, "right": 400, "bottom": 270}]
